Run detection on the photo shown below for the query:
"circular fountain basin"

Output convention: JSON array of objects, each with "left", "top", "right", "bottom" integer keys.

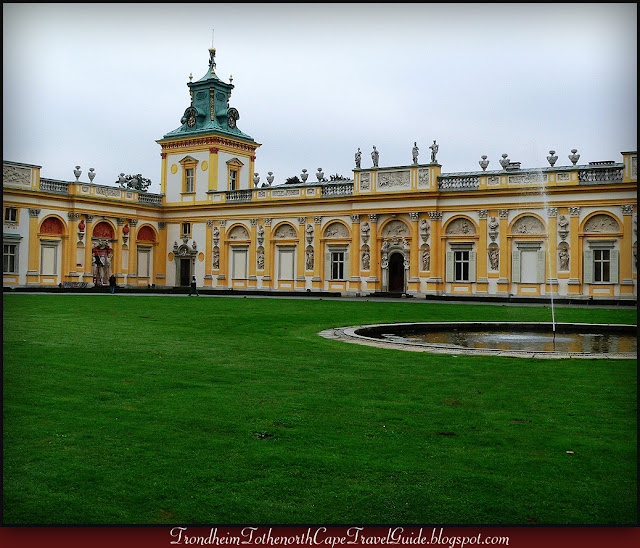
[{"left": 319, "top": 322, "right": 637, "bottom": 359}]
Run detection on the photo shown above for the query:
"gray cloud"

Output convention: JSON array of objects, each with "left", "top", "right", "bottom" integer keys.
[{"left": 3, "top": 3, "right": 636, "bottom": 193}]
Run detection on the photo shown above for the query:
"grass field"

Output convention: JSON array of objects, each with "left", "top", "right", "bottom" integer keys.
[{"left": 2, "top": 294, "right": 637, "bottom": 525}]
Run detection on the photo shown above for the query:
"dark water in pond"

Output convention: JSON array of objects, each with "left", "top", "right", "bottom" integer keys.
[{"left": 381, "top": 330, "right": 637, "bottom": 354}]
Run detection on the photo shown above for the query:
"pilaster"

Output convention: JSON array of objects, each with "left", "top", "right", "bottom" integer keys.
[
  {"left": 262, "top": 218, "right": 272, "bottom": 289},
  {"left": 426, "top": 211, "right": 443, "bottom": 293},
  {"left": 476, "top": 210, "right": 489, "bottom": 293},
  {"left": 27, "top": 208, "right": 40, "bottom": 284},
  {"left": 366, "top": 214, "right": 379, "bottom": 291},
  {"left": 249, "top": 218, "right": 259, "bottom": 288},
  {"left": 156, "top": 222, "right": 167, "bottom": 286},
  {"left": 312, "top": 216, "right": 322, "bottom": 289},
  {"left": 568, "top": 207, "right": 581, "bottom": 294},
  {"left": 497, "top": 209, "right": 510, "bottom": 294},
  {"left": 296, "top": 217, "right": 306, "bottom": 289},
  {"left": 620, "top": 204, "right": 635, "bottom": 294},
  {"left": 408, "top": 212, "right": 420, "bottom": 292}
]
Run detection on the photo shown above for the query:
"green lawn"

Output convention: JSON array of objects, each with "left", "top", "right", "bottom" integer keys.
[{"left": 2, "top": 294, "right": 637, "bottom": 525}]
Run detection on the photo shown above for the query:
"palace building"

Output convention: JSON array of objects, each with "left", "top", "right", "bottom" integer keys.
[{"left": 3, "top": 48, "right": 637, "bottom": 300}]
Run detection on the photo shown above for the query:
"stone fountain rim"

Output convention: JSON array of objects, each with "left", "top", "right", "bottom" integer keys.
[{"left": 319, "top": 321, "right": 637, "bottom": 360}]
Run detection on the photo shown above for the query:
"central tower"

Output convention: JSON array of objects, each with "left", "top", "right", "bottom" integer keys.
[{"left": 157, "top": 47, "right": 260, "bottom": 205}]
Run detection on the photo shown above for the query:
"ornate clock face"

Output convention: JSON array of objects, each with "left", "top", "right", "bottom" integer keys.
[
  {"left": 227, "top": 108, "right": 239, "bottom": 129},
  {"left": 185, "top": 107, "right": 197, "bottom": 128}
]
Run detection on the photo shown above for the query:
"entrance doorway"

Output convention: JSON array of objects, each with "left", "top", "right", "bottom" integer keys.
[
  {"left": 388, "top": 252, "right": 405, "bottom": 293},
  {"left": 179, "top": 259, "right": 191, "bottom": 286}
]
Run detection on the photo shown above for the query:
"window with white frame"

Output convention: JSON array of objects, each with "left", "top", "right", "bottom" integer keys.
[
  {"left": 229, "top": 169, "right": 238, "bottom": 191},
  {"left": 4, "top": 207, "right": 18, "bottom": 223},
  {"left": 331, "top": 250, "right": 345, "bottom": 280},
  {"left": 584, "top": 240, "right": 618, "bottom": 284},
  {"left": 3, "top": 242, "right": 18, "bottom": 273},
  {"left": 185, "top": 168, "right": 194, "bottom": 193},
  {"left": 445, "top": 244, "right": 476, "bottom": 283},
  {"left": 182, "top": 222, "right": 191, "bottom": 237}
]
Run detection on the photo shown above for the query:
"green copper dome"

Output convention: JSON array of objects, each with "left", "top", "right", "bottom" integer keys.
[{"left": 161, "top": 48, "right": 254, "bottom": 142}]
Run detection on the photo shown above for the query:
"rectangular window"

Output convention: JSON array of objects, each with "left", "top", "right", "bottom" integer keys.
[
  {"left": 182, "top": 222, "right": 191, "bottom": 237},
  {"left": 4, "top": 207, "right": 18, "bottom": 223},
  {"left": 594, "top": 249, "right": 610, "bottom": 282},
  {"left": 331, "top": 251, "right": 345, "bottom": 280},
  {"left": 3, "top": 243, "right": 17, "bottom": 273},
  {"left": 229, "top": 170, "right": 238, "bottom": 191},
  {"left": 454, "top": 250, "right": 469, "bottom": 282},
  {"left": 185, "top": 168, "right": 194, "bottom": 193}
]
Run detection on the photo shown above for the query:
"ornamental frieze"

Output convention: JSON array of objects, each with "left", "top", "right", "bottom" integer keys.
[
  {"left": 377, "top": 170, "right": 410, "bottom": 189},
  {"left": 583, "top": 214, "right": 620, "bottom": 233},
  {"left": 323, "top": 222, "right": 349, "bottom": 239},
  {"left": 381, "top": 220, "right": 409, "bottom": 238},
  {"left": 160, "top": 136, "right": 258, "bottom": 153},
  {"left": 227, "top": 226, "right": 250, "bottom": 240},
  {"left": 445, "top": 218, "right": 476, "bottom": 236},
  {"left": 3, "top": 165, "right": 31, "bottom": 186},
  {"left": 273, "top": 224, "right": 297, "bottom": 239},
  {"left": 417, "top": 168, "right": 429, "bottom": 188},
  {"left": 511, "top": 216, "right": 545, "bottom": 235}
]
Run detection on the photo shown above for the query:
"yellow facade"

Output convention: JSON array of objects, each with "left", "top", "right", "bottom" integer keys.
[{"left": 2, "top": 51, "right": 637, "bottom": 302}]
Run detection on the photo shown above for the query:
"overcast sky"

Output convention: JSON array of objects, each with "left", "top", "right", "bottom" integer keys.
[{"left": 3, "top": 3, "right": 637, "bottom": 193}]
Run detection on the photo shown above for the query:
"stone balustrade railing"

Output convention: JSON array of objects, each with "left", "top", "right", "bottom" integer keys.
[
  {"left": 40, "top": 179, "right": 69, "bottom": 193},
  {"left": 321, "top": 182, "right": 354, "bottom": 197},
  {"left": 578, "top": 167, "right": 623, "bottom": 184},
  {"left": 226, "top": 189, "right": 253, "bottom": 203},
  {"left": 438, "top": 175, "right": 480, "bottom": 191}
]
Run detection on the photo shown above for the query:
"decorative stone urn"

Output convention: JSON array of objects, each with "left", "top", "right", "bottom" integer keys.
[
  {"left": 266, "top": 172, "right": 274, "bottom": 186},
  {"left": 88, "top": 168, "right": 96, "bottom": 183},
  {"left": 568, "top": 149, "right": 580, "bottom": 166},
  {"left": 547, "top": 151, "right": 558, "bottom": 167},
  {"left": 479, "top": 155, "right": 489, "bottom": 171},
  {"left": 301, "top": 169, "right": 308, "bottom": 183},
  {"left": 316, "top": 168, "right": 324, "bottom": 182},
  {"left": 253, "top": 172, "right": 260, "bottom": 187},
  {"left": 499, "top": 154, "right": 510, "bottom": 170},
  {"left": 73, "top": 166, "right": 82, "bottom": 181}
]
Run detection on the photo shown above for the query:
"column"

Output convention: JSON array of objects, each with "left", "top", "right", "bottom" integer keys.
[
  {"left": 476, "top": 210, "right": 489, "bottom": 294},
  {"left": 366, "top": 214, "right": 379, "bottom": 292},
  {"left": 426, "top": 211, "right": 442, "bottom": 294},
  {"left": 262, "top": 218, "right": 272, "bottom": 289},
  {"left": 620, "top": 204, "right": 635, "bottom": 295},
  {"left": 408, "top": 212, "right": 420, "bottom": 293},
  {"left": 497, "top": 209, "right": 510, "bottom": 295},
  {"left": 208, "top": 147, "right": 219, "bottom": 192},
  {"left": 26, "top": 208, "right": 40, "bottom": 285},
  {"left": 568, "top": 207, "right": 581, "bottom": 294},
  {"left": 155, "top": 222, "right": 167, "bottom": 287},
  {"left": 546, "top": 208, "right": 558, "bottom": 296},
  {"left": 217, "top": 220, "right": 228, "bottom": 288},
  {"left": 114, "top": 218, "right": 125, "bottom": 284},
  {"left": 82, "top": 215, "right": 94, "bottom": 282},
  {"left": 249, "top": 219, "right": 258, "bottom": 288},
  {"left": 204, "top": 220, "right": 214, "bottom": 287},
  {"left": 296, "top": 217, "right": 306, "bottom": 289},
  {"left": 349, "top": 215, "right": 361, "bottom": 290},
  {"left": 160, "top": 152, "right": 168, "bottom": 203},
  {"left": 128, "top": 219, "right": 138, "bottom": 285},
  {"left": 66, "top": 212, "right": 80, "bottom": 281},
  {"left": 312, "top": 216, "right": 322, "bottom": 289}
]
